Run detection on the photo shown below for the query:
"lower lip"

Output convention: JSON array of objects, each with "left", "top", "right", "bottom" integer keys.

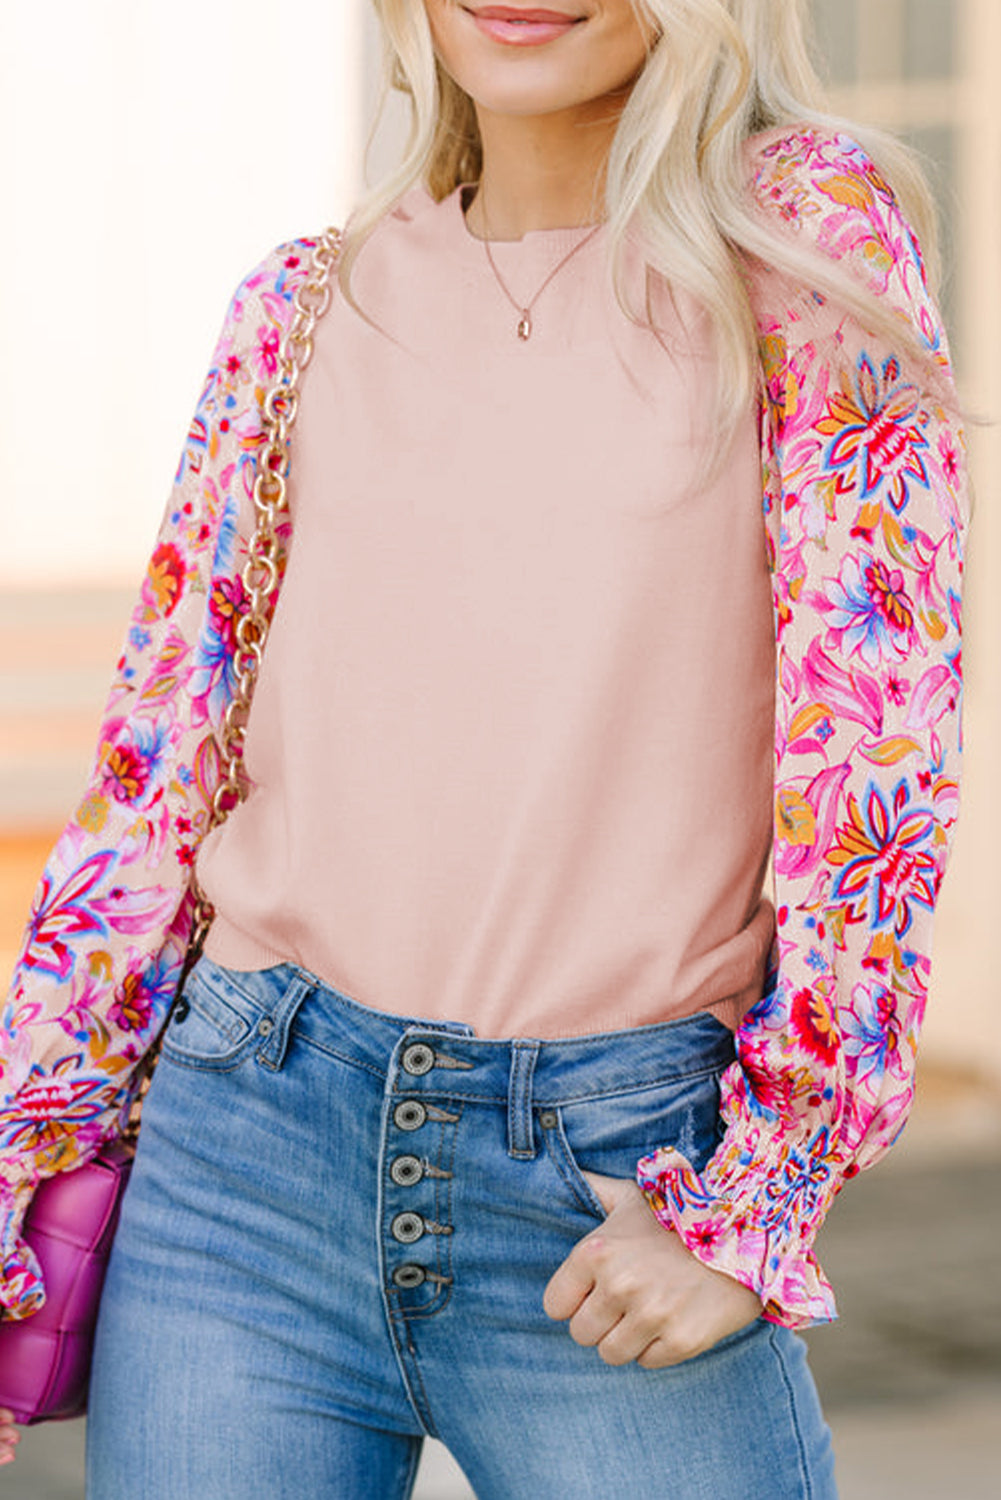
[{"left": 468, "top": 13, "right": 583, "bottom": 46}]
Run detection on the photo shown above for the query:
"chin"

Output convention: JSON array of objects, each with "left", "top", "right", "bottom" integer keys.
[
  {"left": 460, "top": 72, "right": 592, "bottom": 118},
  {"left": 430, "top": 3, "right": 650, "bottom": 120},
  {"left": 442, "top": 51, "right": 633, "bottom": 123}
]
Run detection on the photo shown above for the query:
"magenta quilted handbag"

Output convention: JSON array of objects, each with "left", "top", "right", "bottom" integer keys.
[{"left": 0, "top": 1139, "right": 134, "bottom": 1424}]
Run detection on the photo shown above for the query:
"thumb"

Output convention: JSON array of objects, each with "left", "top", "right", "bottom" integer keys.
[{"left": 581, "top": 1170, "right": 637, "bottom": 1214}]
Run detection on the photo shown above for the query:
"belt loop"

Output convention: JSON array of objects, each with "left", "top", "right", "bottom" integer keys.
[
  {"left": 256, "top": 971, "right": 313, "bottom": 1071},
  {"left": 507, "top": 1041, "right": 540, "bottom": 1160}
]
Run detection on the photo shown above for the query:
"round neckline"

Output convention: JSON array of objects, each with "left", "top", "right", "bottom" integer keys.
[{"left": 453, "top": 182, "right": 606, "bottom": 256}]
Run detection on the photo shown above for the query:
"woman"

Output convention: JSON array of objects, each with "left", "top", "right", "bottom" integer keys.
[{"left": 0, "top": 1, "right": 968, "bottom": 1495}]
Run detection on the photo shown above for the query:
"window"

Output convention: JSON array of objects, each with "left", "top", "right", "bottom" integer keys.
[
  {"left": 903, "top": 0, "right": 957, "bottom": 79},
  {"left": 808, "top": 0, "right": 962, "bottom": 357},
  {"left": 810, "top": 0, "right": 858, "bottom": 86}
]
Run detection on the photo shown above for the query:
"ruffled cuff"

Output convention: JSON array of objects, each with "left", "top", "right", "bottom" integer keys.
[
  {"left": 636, "top": 1128, "right": 846, "bottom": 1329},
  {"left": 0, "top": 1178, "right": 46, "bottom": 1322}
]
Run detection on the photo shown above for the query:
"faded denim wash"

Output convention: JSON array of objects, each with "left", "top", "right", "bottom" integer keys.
[{"left": 86, "top": 957, "right": 837, "bottom": 1499}]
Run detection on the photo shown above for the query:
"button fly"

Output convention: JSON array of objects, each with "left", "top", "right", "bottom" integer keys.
[
  {"left": 392, "top": 1264, "right": 426, "bottom": 1289},
  {"left": 402, "top": 1042, "right": 436, "bottom": 1076},
  {"left": 390, "top": 1212, "right": 425, "bottom": 1244},
  {"left": 390, "top": 1154, "right": 424, "bottom": 1187},
  {"left": 394, "top": 1100, "right": 427, "bottom": 1131}
]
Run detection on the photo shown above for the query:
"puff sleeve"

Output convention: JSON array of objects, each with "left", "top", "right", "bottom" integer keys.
[
  {"left": 637, "top": 130, "right": 969, "bottom": 1327},
  {"left": 0, "top": 239, "right": 319, "bottom": 1320}
]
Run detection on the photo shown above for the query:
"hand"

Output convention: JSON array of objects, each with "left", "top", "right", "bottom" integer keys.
[
  {"left": 0, "top": 1407, "right": 19, "bottom": 1465},
  {"left": 542, "top": 1171, "right": 762, "bottom": 1368}
]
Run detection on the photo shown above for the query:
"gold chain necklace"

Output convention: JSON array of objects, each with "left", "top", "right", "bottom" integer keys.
[{"left": 473, "top": 186, "right": 605, "bottom": 342}]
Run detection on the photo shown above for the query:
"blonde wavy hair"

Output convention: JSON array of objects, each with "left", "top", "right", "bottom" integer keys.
[{"left": 336, "top": 0, "right": 945, "bottom": 436}]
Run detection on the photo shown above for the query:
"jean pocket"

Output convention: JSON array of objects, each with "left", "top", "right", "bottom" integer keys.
[
  {"left": 161, "top": 958, "right": 267, "bottom": 1072},
  {"left": 540, "top": 1066, "right": 726, "bottom": 1221},
  {"left": 540, "top": 1107, "right": 610, "bottom": 1220}
]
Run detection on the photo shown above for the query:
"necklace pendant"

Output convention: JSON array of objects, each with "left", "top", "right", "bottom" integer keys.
[{"left": 517, "top": 312, "right": 532, "bottom": 341}]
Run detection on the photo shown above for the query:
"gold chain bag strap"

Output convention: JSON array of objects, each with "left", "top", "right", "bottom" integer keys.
[
  {"left": 0, "top": 227, "right": 344, "bottom": 1425},
  {"left": 142, "top": 226, "right": 344, "bottom": 1062}
]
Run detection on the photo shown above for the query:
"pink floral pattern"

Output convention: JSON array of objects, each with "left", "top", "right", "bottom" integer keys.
[
  {"left": 0, "top": 131, "right": 967, "bottom": 1330},
  {"left": 637, "top": 128, "right": 966, "bottom": 1326},
  {"left": 0, "top": 244, "right": 312, "bottom": 1319}
]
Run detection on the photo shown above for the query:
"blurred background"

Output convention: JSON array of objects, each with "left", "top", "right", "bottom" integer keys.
[{"left": 1, "top": 1, "right": 998, "bottom": 1495}]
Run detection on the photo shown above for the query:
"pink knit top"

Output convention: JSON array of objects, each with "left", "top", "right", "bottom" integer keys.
[{"left": 196, "top": 180, "right": 777, "bottom": 1038}]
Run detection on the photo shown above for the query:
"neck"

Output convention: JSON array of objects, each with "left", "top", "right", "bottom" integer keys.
[{"left": 462, "top": 87, "right": 631, "bottom": 242}]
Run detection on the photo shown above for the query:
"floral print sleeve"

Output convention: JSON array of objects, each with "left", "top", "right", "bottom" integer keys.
[
  {"left": 0, "top": 239, "right": 318, "bottom": 1320},
  {"left": 637, "top": 129, "right": 969, "bottom": 1328}
]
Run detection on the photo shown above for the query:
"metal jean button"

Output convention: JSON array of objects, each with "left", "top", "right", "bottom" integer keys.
[
  {"left": 390, "top": 1212, "right": 425, "bottom": 1244},
  {"left": 390, "top": 1154, "right": 424, "bottom": 1187},
  {"left": 257, "top": 1017, "right": 274, "bottom": 1037},
  {"left": 394, "top": 1100, "right": 427, "bottom": 1132},
  {"left": 392, "top": 1264, "right": 427, "bottom": 1289},
  {"left": 402, "top": 1042, "right": 436, "bottom": 1076}
]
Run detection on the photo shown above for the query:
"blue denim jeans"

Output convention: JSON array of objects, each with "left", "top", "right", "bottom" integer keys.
[{"left": 86, "top": 958, "right": 837, "bottom": 1499}]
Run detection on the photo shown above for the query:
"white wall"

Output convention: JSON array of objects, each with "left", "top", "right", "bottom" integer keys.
[{"left": 0, "top": 0, "right": 367, "bottom": 586}]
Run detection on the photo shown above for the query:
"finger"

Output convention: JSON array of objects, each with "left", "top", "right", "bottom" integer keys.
[
  {"left": 636, "top": 1333, "right": 705, "bottom": 1369},
  {"left": 542, "top": 1237, "right": 603, "bottom": 1321},
  {"left": 568, "top": 1300, "right": 627, "bottom": 1351},
  {"left": 594, "top": 1314, "right": 662, "bottom": 1367},
  {"left": 565, "top": 1273, "right": 630, "bottom": 1349}
]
